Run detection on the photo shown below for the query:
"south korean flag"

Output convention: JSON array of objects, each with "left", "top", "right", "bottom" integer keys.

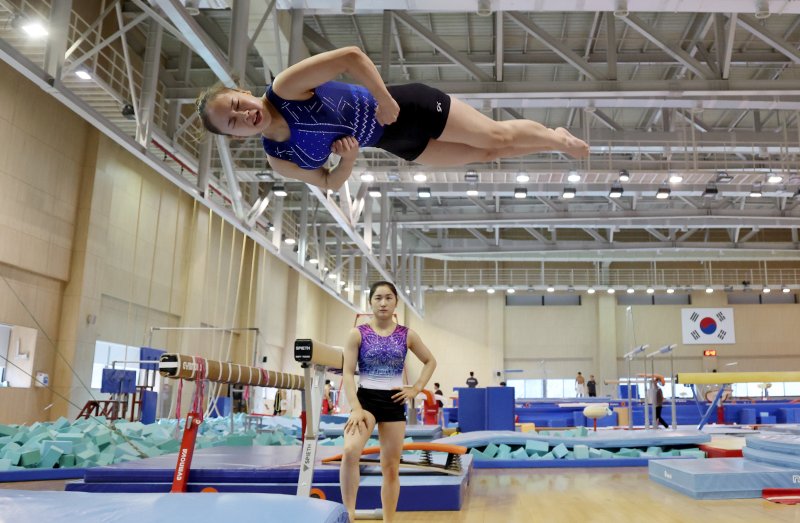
[{"left": 681, "top": 308, "right": 736, "bottom": 344}]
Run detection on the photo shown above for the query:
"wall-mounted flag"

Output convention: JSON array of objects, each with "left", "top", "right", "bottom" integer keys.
[{"left": 681, "top": 308, "right": 735, "bottom": 344}]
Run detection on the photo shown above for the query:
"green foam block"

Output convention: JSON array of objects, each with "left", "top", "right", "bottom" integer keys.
[
  {"left": 646, "top": 446, "right": 662, "bottom": 456},
  {"left": 588, "top": 448, "right": 604, "bottom": 459},
  {"left": 58, "top": 454, "right": 76, "bottom": 468},
  {"left": 19, "top": 449, "right": 41, "bottom": 467},
  {"left": 483, "top": 443, "right": 499, "bottom": 458},
  {"left": 510, "top": 448, "right": 529, "bottom": 460},
  {"left": 679, "top": 449, "right": 705, "bottom": 458},
  {"left": 0, "top": 458, "right": 12, "bottom": 471},
  {"left": 224, "top": 434, "right": 255, "bottom": 447},
  {"left": 573, "top": 444, "right": 589, "bottom": 460},
  {"left": 552, "top": 443, "right": 569, "bottom": 459},
  {"left": 0, "top": 424, "right": 18, "bottom": 437},
  {"left": 469, "top": 448, "right": 488, "bottom": 460},
  {"left": 39, "top": 447, "right": 64, "bottom": 469},
  {"left": 575, "top": 426, "right": 589, "bottom": 437},
  {"left": 525, "top": 440, "right": 549, "bottom": 453},
  {"left": 540, "top": 452, "right": 555, "bottom": 460}
]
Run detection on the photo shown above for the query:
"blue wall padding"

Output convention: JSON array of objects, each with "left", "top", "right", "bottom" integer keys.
[
  {"left": 0, "top": 491, "right": 349, "bottom": 523},
  {"left": 486, "top": 387, "right": 515, "bottom": 431},
  {"left": 139, "top": 348, "right": 165, "bottom": 371},
  {"left": 455, "top": 387, "right": 486, "bottom": 432},
  {"left": 140, "top": 391, "right": 158, "bottom": 425},
  {"left": 210, "top": 397, "right": 232, "bottom": 418},
  {"left": 739, "top": 409, "right": 756, "bottom": 424},
  {"left": 100, "top": 369, "right": 136, "bottom": 394}
]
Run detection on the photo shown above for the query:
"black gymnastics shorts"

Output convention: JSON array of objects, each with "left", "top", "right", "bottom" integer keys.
[
  {"left": 356, "top": 387, "right": 407, "bottom": 423},
  {"left": 375, "top": 83, "right": 451, "bottom": 162}
]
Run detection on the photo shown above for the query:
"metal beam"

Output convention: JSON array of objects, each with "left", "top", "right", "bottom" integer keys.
[
  {"left": 228, "top": 0, "right": 250, "bottom": 79},
  {"left": 589, "top": 108, "right": 623, "bottom": 131},
  {"left": 391, "top": 11, "right": 492, "bottom": 81},
  {"left": 507, "top": 12, "right": 607, "bottom": 81},
  {"left": 381, "top": 11, "right": 392, "bottom": 81},
  {"left": 153, "top": 0, "right": 236, "bottom": 87},
  {"left": 303, "top": 23, "right": 336, "bottom": 52},
  {"left": 620, "top": 13, "right": 715, "bottom": 79},
  {"left": 64, "top": 11, "right": 149, "bottom": 75},
  {"left": 215, "top": 135, "right": 246, "bottom": 220},
  {"left": 44, "top": 0, "right": 72, "bottom": 81},
  {"left": 737, "top": 14, "right": 800, "bottom": 65},
  {"left": 495, "top": 10, "right": 504, "bottom": 82},
  {"left": 136, "top": 19, "right": 163, "bottom": 146}
]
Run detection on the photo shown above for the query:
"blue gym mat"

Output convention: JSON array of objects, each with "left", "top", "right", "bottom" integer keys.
[
  {"left": 744, "top": 433, "right": 800, "bottom": 455},
  {"left": 321, "top": 424, "right": 442, "bottom": 441},
  {"left": 66, "top": 445, "right": 472, "bottom": 512},
  {"left": 436, "top": 429, "right": 710, "bottom": 449},
  {"left": 0, "top": 467, "right": 87, "bottom": 482},
  {"left": 0, "top": 490, "right": 348, "bottom": 522},
  {"left": 649, "top": 457, "right": 800, "bottom": 499}
]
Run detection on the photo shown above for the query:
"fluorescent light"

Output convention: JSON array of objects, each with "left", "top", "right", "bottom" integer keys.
[
  {"left": 626, "top": 287, "right": 634, "bottom": 294},
  {"left": 21, "top": 21, "right": 48, "bottom": 38},
  {"left": 368, "top": 187, "right": 382, "bottom": 197},
  {"left": 514, "top": 187, "right": 528, "bottom": 199},
  {"left": 268, "top": 223, "right": 275, "bottom": 231},
  {"left": 783, "top": 286, "right": 791, "bottom": 294},
  {"left": 486, "top": 288, "right": 496, "bottom": 294},
  {"left": 446, "top": 287, "right": 454, "bottom": 293},
  {"left": 705, "top": 286, "right": 714, "bottom": 294},
  {"left": 609, "top": 184, "right": 623, "bottom": 198},
  {"left": 418, "top": 187, "right": 431, "bottom": 198},
  {"left": 506, "top": 288, "right": 516, "bottom": 294},
  {"left": 618, "top": 169, "right": 630, "bottom": 182},
  {"left": 308, "top": 257, "right": 319, "bottom": 265},
  {"left": 284, "top": 237, "right": 296, "bottom": 245},
  {"left": 467, "top": 287, "right": 475, "bottom": 293},
  {"left": 75, "top": 70, "right": 92, "bottom": 80},
  {"left": 607, "top": 288, "right": 616, "bottom": 294},
  {"left": 669, "top": 174, "right": 683, "bottom": 184},
  {"left": 716, "top": 171, "right": 733, "bottom": 183},
  {"left": 546, "top": 286, "right": 555, "bottom": 293},
  {"left": 273, "top": 184, "right": 288, "bottom": 197},
  {"left": 763, "top": 287, "right": 771, "bottom": 294},
  {"left": 567, "top": 170, "right": 581, "bottom": 183},
  {"left": 750, "top": 185, "right": 762, "bottom": 197},
  {"left": 702, "top": 183, "right": 719, "bottom": 198},
  {"left": 516, "top": 172, "right": 530, "bottom": 183},
  {"left": 767, "top": 173, "right": 783, "bottom": 184},
  {"left": 465, "top": 169, "right": 479, "bottom": 182},
  {"left": 562, "top": 187, "right": 576, "bottom": 199},
  {"left": 466, "top": 188, "right": 479, "bottom": 196},
  {"left": 587, "top": 287, "right": 596, "bottom": 294},
  {"left": 646, "top": 287, "right": 655, "bottom": 294},
  {"left": 413, "top": 173, "right": 428, "bottom": 182},
  {"left": 360, "top": 173, "right": 374, "bottom": 182},
  {"left": 666, "top": 287, "right": 675, "bottom": 294},
  {"left": 656, "top": 186, "right": 671, "bottom": 199}
]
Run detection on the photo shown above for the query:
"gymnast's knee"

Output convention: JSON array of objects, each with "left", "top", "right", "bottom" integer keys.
[{"left": 485, "top": 124, "right": 515, "bottom": 148}]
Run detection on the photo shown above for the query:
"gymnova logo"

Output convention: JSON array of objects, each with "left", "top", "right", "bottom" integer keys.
[
  {"left": 792, "top": 475, "right": 800, "bottom": 483},
  {"left": 664, "top": 471, "right": 672, "bottom": 480},
  {"left": 175, "top": 448, "right": 189, "bottom": 481}
]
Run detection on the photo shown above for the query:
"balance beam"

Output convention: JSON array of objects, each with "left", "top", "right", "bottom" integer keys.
[
  {"left": 294, "top": 339, "right": 344, "bottom": 369},
  {"left": 677, "top": 371, "right": 800, "bottom": 385},
  {"left": 158, "top": 354, "right": 304, "bottom": 390}
]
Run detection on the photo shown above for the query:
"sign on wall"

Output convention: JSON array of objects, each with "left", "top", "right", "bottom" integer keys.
[{"left": 681, "top": 308, "right": 735, "bottom": 344}]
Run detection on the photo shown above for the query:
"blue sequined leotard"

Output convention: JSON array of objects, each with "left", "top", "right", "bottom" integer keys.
[
  {"left": 356, "top": 324, "right": 408, "bottom": 390},
  {"left": 261, "top": 81, "right": 384, "bottom": 170}
]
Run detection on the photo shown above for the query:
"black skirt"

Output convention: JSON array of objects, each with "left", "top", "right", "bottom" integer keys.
[
  {"left": 375, "top": 83, "right": 451, "bottom": 162},
  {"left": 356, "top": 387, "right": 407, "bottom": 423}
]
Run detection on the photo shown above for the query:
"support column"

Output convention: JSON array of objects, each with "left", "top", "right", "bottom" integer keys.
[
  {"left": 487, "top": 294, "right": 505, "bottom": 386},
  {"left": 136, "top": 19, "right": 163, "bottom": 146},
  {"left": 595, "top": 294, "right": 619, "bottom": 397}
]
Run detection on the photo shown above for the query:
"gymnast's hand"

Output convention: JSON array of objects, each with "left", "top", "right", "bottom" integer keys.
[
  {"left": 345, "top": 408, "right": 369, "bottom": 435},
  {"left": 331, "top": 136, "right": 360, "bottom": 162},
  {"left": 391, "top": 385, "right": 421, "bottom": 404},
  {"left": 375, "top": 95, "right": 400, "bottom": 126}
]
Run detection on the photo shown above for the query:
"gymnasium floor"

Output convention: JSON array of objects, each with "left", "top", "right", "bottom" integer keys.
[{"left": 3, "top": 467, "right": 795, "bottom": 523}]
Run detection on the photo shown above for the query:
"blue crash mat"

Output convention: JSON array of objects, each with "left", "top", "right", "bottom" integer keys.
[
  {"left": 436, "top": 429, "right": 710, "bottom": 449},
  {"left": 0, "top": 491, "right": 348, "bottom": 523},
  {"left": 745, "top": 433, "right": 800, "bottom": 455}
]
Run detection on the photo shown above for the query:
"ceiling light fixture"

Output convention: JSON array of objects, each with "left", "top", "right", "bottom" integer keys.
[
  {"left": 609, "top": 183, "right": 624, "bottom": 198},
  {"left": 360, "top": 172, "right": 374, "bottom": 182},
  {"left": 656, "top": 186, "right": 671, "bottom": 199},
  {"left": 272, "top": 184, "right": 287, "bottom": 197},
  {"left": 562, "top": 187, "right": 576, "bottom": 199},
  {"left": 618, "top": 169, "right": 630, "bottom": 182},
  {"left": 767, "top": 173, "right": 783, "bottom": 184},
  {"left": 368, "top": 187, "right": 382, "bottom": 198},
  {"left": 417, "top": 187, "right": 431, "bottom": 198},
  {"left": 669, "top": 173, "right": 684, "bottom": 184},
  {"left": 702, "top": 183, "right": 719, "bottom": 198},
  {"left": 567, "top": 170, "right": 581, "bottom": 183},
  {"left": 413, "top": 172, "right": 428, "bottom": 182},
  {"left": 514, "top": 187, "right": 528, "bottom": 199},
  {"left": 516, "top": 172, "right": 530, "bottom": 183}
]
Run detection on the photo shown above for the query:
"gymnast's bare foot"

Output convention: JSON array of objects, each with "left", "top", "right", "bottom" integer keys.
[{"left": 555, "top": 127, "right": 590, "bottom": 159}]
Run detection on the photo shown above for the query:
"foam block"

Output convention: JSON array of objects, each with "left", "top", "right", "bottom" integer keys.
[
  {"left": 0, "top": 425, "right": 18, "bottom": 437},
  {"left": 39, "top": 447, "right": 64, "bottom": 469},
  {"left": 575, "top": 426, "right": 589, "bottom": 437},
  {"left": 19, "top": 449, "right": 41, "bottom": 467},
  {"left": 525, "top": 440, "right": 549, "bottom": 454},
  {"left": 483, "top": 443, "right": 499, "bottom": 458},
  {"left": 468, "top": 448, "right": 488, "bottom": 460},
  {"left": 552, "top": 443, "right": 568, "bottom": 459},
  {"left": 0, "top": 458, "right": 12, "bottom": 471},
  {"left": 510, "top": 448, "right": 529, "bottom": 460},
  {"left": 540, "top": 452, "right": 555, "bottom": 460},
  {"left": 59, "top": 454, "right": 76, "bottom": 468},
  {"left": 646, "top": 446, "right": 662, "bottom": 456},
  {"left": 589, "top": 448, "right": 604, "bottom": 459},
  {"left": 573, "top": 445, "right": 589, "bottom": 460},
  {"left": 680, "top": 449, "right": 706, "bottom": 458}
]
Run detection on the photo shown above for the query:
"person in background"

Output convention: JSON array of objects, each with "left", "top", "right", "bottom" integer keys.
[
  {"left": 575, "top": 372, "right": 586, "bottom": 397},
  {"left": 654, "top": 379, "right": 669, "bottom": 428},
  {"left": 587, "top": 375, "right": 597, "bottom": 398},
  {"left": 433, "top": 382, "right": 444, "bottom": 408},
  {"left": 466, "top": 371, "right": 478, "bottom": 388},
  {"left": 322, "top": 379, "right": 333, "bottom": 415}
]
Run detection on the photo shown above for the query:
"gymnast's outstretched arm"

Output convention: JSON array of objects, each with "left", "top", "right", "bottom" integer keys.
[{"left": 271, "top": 47, "right": 399, "bottom": 126}]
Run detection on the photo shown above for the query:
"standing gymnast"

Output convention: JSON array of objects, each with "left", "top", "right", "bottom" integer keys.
[
  {"left": 339, "top": 281, "right": 436, "bottom": 523},
  {"left": 196, "top": 46, "right": 589, "bottom": 191}
]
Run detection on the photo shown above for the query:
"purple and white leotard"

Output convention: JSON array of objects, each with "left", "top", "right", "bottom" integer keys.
[{"left": 356, "top": 323, "right": 408, "bottom": 390}]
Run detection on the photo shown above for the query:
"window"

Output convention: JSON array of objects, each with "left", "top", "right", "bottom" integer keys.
[
  {"left": 784, "top": 382, "right": 800, "bottom": 396},
  {"left": 90, "top": 341, "right": 160, "bottom": 391}
]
